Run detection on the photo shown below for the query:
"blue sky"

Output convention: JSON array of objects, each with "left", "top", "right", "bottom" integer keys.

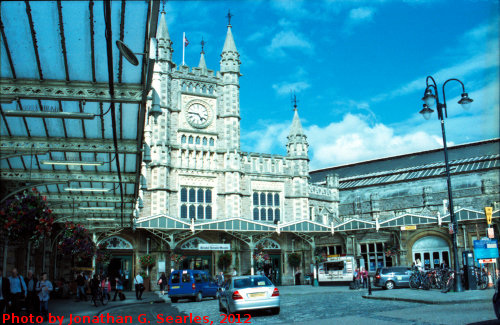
[{"left": 164, "top": 0, "right": 499, "bottom": 169}]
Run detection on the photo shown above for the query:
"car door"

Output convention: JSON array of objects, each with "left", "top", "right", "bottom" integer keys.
[{"left": 200, "top": 273, "right": 215, "bottom": 297}]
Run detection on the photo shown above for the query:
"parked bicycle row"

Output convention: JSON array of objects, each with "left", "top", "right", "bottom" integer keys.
[{"left": 409, "top": 266, "right": 489, "bottom": 292}]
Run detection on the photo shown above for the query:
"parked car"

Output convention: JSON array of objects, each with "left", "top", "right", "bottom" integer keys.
[
  {"left": 493, "top": 275, "right": 500, "bottom": 319},
  {"left": 374, "top": 266, "right": 412, "bottom": 289},
  {"left": 218, "top": 275, "right": 280, "bottom": 315},
  {"left": 168, "top": 269, "right": 219, "bottom": 302}
]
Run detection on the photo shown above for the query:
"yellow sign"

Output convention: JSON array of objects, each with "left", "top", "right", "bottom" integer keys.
[
  {"left": 485, "top": 207, "right": 493, "bottom": 225},
  {"left": 401, "top": 225, "right": 417, "bottom": 231}
]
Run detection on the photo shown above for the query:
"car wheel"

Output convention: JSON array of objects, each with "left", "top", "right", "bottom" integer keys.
[
  {"left": 385, "top": 281, "right": 395, "bottom": 290},
  {"left": 171, "top": 297, "right": 178, "bottom": 303},
  {"left": 195, "top": 292, "right": 202, "bottom": 302},
  {"left": 270, "top": 307, "right": 280, "bottom": 315}
]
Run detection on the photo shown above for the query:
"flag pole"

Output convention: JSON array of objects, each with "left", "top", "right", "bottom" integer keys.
[{"left": 182, "top": 32, "right": 185, "bottom": 65}]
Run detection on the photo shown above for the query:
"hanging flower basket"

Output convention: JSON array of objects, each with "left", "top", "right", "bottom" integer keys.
[
  {"left": 288, "top": 252, "right": 301, "bottom": 268},
  {"left": 139, "top": 254, "right": 156, "bottom": 269},
  {"left": 385, "top": 246, "right": 401, "bottom": 257},
  {"left": 313, "top": 248, "right": 327, "bottom": 264},
  {"left": 0, "top": 188, "right": 54, "bottom": 247},
  {"left": 96, "top": 242, "right": 112, "bottom": 266},
  {"left": 58, "top": 222, "right": 96, "bottom": 262}
]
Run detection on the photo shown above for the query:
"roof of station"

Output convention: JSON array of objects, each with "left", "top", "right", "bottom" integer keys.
[{"left": 0, "top": 0, "right": 160, "bottom": 229}]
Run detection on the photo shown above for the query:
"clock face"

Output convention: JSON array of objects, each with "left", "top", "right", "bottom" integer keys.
[{"left": 186, "top": 103, "right": 211, "bottom": 128}]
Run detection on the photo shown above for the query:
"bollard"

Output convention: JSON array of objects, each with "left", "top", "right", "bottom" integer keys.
[{"left": 368, "top": 274, "right": 372, "bottom": 295}]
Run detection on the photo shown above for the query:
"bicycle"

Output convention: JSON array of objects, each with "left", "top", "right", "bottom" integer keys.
[
  {"left": 474, "top": 267, "right": 489, "bottom": 290},
  {"left": 409, "top": 266, "right": 429, "bottom": 290},
  {"left": 441, "top": 269, "right": 455, "bottom": 293}
]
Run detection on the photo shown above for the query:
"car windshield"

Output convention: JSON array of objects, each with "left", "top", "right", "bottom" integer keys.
[
  {"left": 233, "top": 276, "right": 272, "bottom": 289},
  {"left": 171, "top": 273, "right": 180, "bottom": 283}
]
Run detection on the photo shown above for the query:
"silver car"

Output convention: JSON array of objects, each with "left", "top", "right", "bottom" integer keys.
[{"left": 218, "top": 275, "right": 280, "bottom": 315}]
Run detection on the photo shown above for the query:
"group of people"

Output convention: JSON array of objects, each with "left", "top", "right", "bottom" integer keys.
[
  {"left": 354, "top": 266, "right": 369, "bottom": 288},
  {"left": 0, "top": 267, "right": 53, "bottom": 321},
  {"left": 75, "top": 271, "right": 146, "bottom": 302}
]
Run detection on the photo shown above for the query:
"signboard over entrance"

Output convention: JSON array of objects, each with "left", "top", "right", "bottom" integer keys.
[
  {"left": 473, "top": 239, "right": 499, "bottom": 260},
  {"left": 198, "top": 243, "right": 230, "bottom": 251}
]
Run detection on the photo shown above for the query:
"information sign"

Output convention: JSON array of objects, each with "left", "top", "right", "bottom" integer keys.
[
  {"left": 474, "top": 239, "right": 499, "bottom": 260},
  {"left": 198, "top": 243, "right": 230, "bottom": 251}
]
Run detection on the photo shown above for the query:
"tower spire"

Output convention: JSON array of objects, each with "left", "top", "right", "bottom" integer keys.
[
  {"left": 198, "top": 37, "right": 207, "bottom": 69},
  {"left": 227, "top": 9, "right": 233, "bottom": 27}
]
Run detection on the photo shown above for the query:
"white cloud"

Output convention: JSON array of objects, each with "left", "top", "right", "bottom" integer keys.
[
  {"left": 265, "top": 30, "right": 313, "bottom": 56},
  {"left": 348, "top": 7, "right": 375, "bottom": 21},
  {"left": 272, "top": 81, "right": 310, "bottom": 95}
]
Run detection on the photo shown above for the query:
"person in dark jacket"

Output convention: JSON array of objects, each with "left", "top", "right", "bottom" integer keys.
[
  {"left": 157, "top": 273, "right": 167, "bottom": 296},
  {"left": 0, "top": 268, "right": 11, "bottom": 319},
  {"left": 25, "top": 270, "right": 39, "bottom": 316},
  {"left": 8, "top": 268, "right": 27, "bottom": 315}
]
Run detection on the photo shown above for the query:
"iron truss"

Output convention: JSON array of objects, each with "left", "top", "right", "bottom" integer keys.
[
  {"left": 0, "top": 136, "right": 138, "bottom": 156},
  {"left": 0, "top": 78, "right": 144, "bottom": 103},
  {"left": 44, "top": 193, "right": 134, "bottom": 203},
  {"left": 1, "top": 169, "right": 136, "bottom": 183}
]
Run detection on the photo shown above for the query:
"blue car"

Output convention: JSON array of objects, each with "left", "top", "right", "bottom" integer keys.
[{"left": 168, "top": 270, "right": 220, "bottom": 303}]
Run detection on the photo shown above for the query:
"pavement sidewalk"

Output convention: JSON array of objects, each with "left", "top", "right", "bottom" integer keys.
[
  {"left": 43, "top": 291, "right": 164, "bottom": 325},
  {"left": 362, "top": 287, "right": 494, "bottom": 304}
]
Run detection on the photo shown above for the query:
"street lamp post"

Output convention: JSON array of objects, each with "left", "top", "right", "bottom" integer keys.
[{"left": 420, "top": 75, "right": 473, "bottom": 293}]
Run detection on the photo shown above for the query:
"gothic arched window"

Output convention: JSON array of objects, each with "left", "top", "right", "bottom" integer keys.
[
  {"left": 197, "top": 205, "right": 204, "bottom": 219},
  {"left": 181, "top": 135, "right": 186, "bottom": 144},
  {"left": 260, "top": 193, "right": 266, "bottom": 206},
  {"left": 274, "top": 193, "right": 280, "bottom": 206},
  {"left": 209, "top": 138, "right": 214, "bottom": 146},
  {"left": 268, "top": 208, "right": 273, "bottom": 221},
  {"left": 267, "top": 193, "right": 273, "bottom": 206},
  {"left": 180, "top": 188, "right": 188, "bottom": 202},
  {"left": 253, "top": 193, "right": 259, "bottom": 206},
  {"left": 197, "top": 189, "right": 204, "bottom": 203},
  {"left": 189, "top": 189, "right": 196, "bottom": 202},
  {"left": 205, "top": 189, "right": 212, "bottom": 203},
  {"left": 189, "top": 205, "right": 196, "bottom": 219},
  {"left": 188, "top": 136, "right": 194, "bottom": 144},
  {"left": 203, "top": 137, "right": 208, "bottom": 145},
  {"left": 274, "top": 209, "right": 280, "bottom": 221},
  {"left": 253, "top": 208, "right": 259, "bottom": 221},
  {"left": 180, "top": 205, "right": 187, "bottom": 218},
  {"left": 196, "top": 136, "right": 201, "bottom": 145},
  {"left": 260, "top": 208, "right": 266, "bottom": 221},
  {"left": 205, "top": 206, "right": 212, "bottom": 219}
]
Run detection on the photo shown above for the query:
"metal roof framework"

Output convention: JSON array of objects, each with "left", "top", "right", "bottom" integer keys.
[
  {"left": 0, "top": 0, "right": 160, "bottom": 230},
  {"left": 135, "top": 208, "right": 500, "bottom": 247}
]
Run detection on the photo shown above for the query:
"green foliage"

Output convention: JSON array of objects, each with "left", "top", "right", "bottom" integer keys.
[{"left": 288, "top": 252, "right": 301, "bottom": 268}]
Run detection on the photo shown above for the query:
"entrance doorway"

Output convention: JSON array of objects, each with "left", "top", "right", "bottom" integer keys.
[
  {"left": 181, "top": 255, "right": 212, "bottom": 274},
  {"left": 106, "top": 255, "right": 133, "bottom": 291},
  {"left": 412, "top": 236, "right": 450, "bottom": 269}
]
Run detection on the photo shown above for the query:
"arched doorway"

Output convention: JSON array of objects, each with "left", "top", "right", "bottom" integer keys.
[
  {"left": 412, "top": 236, "right": 450, "bottom": 269},
  {"left": 179, "top": 237, "right": 212, "bottom": 273},
  {"left": 255, "top": 238, "right": 281, "bottom": 285},
  {"left": 98, "top": 236, "right": 133, "bottom": 290}
]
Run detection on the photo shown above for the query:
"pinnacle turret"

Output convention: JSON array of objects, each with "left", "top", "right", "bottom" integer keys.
[
  {"left": 198, "top": 38, "right": 207, "bottom": 69},
  {"left": 156, "top": 11, "right": 171, "bottom": 42},
  {"left": 286, "top": 96, "right": 308, "bottom": 158}
]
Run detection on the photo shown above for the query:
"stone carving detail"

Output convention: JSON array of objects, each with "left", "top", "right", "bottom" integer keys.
[
  {"left": 100, "top": 236, "right": 133, "bottom": 249},
  {"left": 181, "top": 237, "right": 209, "bottom": 250},
  {"left": 251, "top": 181, "right": 284, "bottom": 191}
]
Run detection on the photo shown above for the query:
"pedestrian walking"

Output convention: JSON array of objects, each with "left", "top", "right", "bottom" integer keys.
[
  {"left": 232, "top": 268, "right": 237, "bottom": 277},
  {"left": 25, "top": 270, "right": 39, "bottom": 316},
  {"left": 354, "top": 267, "right": 360, "bottom": 288},
  {"left": 0, "top": 268, "right": 11, "bottom": 320},
  {"left": 75, "top": 272, "right": 86, "bottom": 301},
  {"left": 101, "top": 276, "right": 111, "bottom": 301},
  {"left": 134, "top": 273, "right": 144, "bottom": 300},
  {"left": 112, "top": 276, "right": 124, "bottom": 301},
  {"left": 361, "top": 267, "right": 368, "bottom": 288},
  {"left": 216, "top": 271, "right": 224, "bottom": 287},
  {"left": 36, "top": 272, "right": 53, "bottom": 321},
  {"left": 157, "top": 272, "right": 167, "bottom": 296},
  {"left": 415, "top": 258, "right": 423, "bottom": 271},
  {"left": 8, "top": 268, "right": 27, "bottom": 315}
]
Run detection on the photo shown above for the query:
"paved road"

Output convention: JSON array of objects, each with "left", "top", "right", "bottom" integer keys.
[{"left": 152, "top": 288, "right": 498, "bottom": 325}]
